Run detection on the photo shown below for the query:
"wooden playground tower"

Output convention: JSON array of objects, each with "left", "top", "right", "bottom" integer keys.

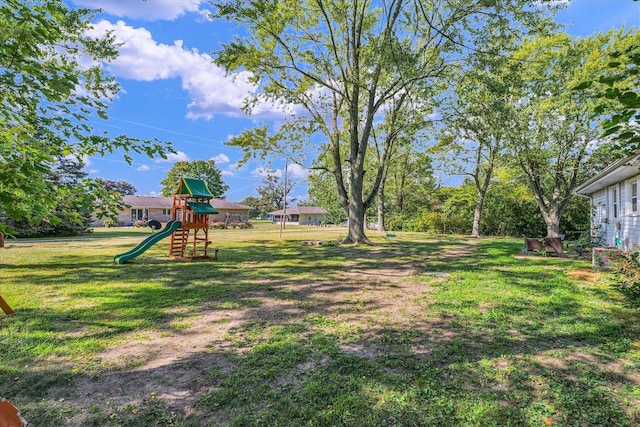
[{"left": 169, "top": 177, "right": 219, "bottom": 262}]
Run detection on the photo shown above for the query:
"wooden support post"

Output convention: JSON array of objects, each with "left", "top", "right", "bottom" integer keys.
[
  {"left": 0, "top": 295, "right": 15, "bottom": 317},
  {"left": 0, "top": 232, "right": 4, "bottom": 248}
]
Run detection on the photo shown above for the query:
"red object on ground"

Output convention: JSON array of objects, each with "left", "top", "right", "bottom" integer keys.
[{"left": 0, "top": 399, "right": 27, "bottom": 427}]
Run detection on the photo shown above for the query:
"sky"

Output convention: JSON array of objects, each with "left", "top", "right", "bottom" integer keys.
[{"left": 70, "top": 0, "right": 640, "bottom": 202}]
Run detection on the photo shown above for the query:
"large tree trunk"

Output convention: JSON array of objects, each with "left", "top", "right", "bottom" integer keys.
[
  {"left": 343, "top": 168, "right": 370, "bottom": 244},
  {"left": 541, "top": 208, "right": 561, "bottom": 238},
  {"left": 344, "top": 198, "right": 369, "bottom": 244},
  {"left": 471, "top": 191, "right": 485, "bottom": 238},
  {"left": 377, "top": 189, "right": 386, "bottom": 234}
]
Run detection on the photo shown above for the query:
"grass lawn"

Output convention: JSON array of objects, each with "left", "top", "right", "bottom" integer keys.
[{"left": 1, "top": 224, "right": 639, "bottom": 426}]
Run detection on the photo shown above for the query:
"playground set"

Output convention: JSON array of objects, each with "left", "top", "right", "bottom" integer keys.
[{"left": 114, "top": 177, "right": 219, "bottom": 264}]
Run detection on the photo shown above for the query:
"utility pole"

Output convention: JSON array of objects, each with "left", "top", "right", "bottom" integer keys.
[{"left": 279, "top": 158, "right": 288, "bottom": 238}]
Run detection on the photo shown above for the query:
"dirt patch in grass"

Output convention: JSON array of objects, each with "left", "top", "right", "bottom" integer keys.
[
  {"left": 12, "top": 237, "right": 639, "bottom": 426},
  {"left": 566, "top": 268, "right": 601, "bottom": 282},
  {"left": 52, "top": 244, "right": 446, "bottom": 424}
]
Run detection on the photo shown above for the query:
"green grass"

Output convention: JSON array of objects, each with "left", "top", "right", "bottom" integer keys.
[{"left": 1, "top": 225, "right": 639, "bottom": 426}]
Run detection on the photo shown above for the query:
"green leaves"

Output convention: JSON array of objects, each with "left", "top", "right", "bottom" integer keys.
[
  {"left": 160, "top": 160, "right": 230, "bottom": 198},
  {"left": 0, "top": 0, "right": 173, "bottom": 234},
  {"left": 572, "top": 31, "right": 640, "bottom": 152}
]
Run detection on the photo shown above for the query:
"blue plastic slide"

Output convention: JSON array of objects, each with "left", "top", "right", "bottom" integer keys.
[{"left": 113, "top": 220, "right": 182, "bottom": 264}]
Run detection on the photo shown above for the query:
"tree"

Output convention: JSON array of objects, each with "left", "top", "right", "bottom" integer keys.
[
  {"left": 307, "top": 169, "right": 347, "bottom": 225},
  {"left": 160, "top": 160, "right": 229, "bottom": 197},
  {"left": 239, "top": 196, "right": 263, "bottom": 219},
  {"left": 216, "top": 0, "right": 556, "bottom": 244},
  {"left": 435, "top": 25, "right": 531, "bottom": 238},
  {"left": 574, "top": 29, "right": 640, "bottom": 153},
  {"left": 0, "top": 0, "right": 171, "bottom": 236},
  {"left": 479, "top": 169, "right": 546, "bottom": 238},
  {"left": 3, "top": 154, "right": 95, "bottom": 237},
  {"left": 254, "top": 170, "right": 295, "bottom": 215},
  {"left": 508, "top": 31, "right": 635, "bottom": 237},
  {"left": 98, "top": 179, "right": 137, "bottom": 196},
  {"left": 382, "top": 149, "right": 436, "bottom": 231}
]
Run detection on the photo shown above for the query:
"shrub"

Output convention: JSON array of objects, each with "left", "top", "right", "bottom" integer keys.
[
  {"left": 227, "top": 221, "right": 254, "bottom": 229},
  {"left": 209, "top": 221, "right": 226, "bottom": 229},
  {"left": 611, "top": 250, "right": 640, "bottom": 307},
  {"left": 103, "top": 219, "right": 117, "bottom": 228}
]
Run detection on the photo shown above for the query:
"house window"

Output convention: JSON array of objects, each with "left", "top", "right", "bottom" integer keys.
[
  {"left": 611, "top": 186, "right": 618, "bottom": 219},
  {"left": 131, "top": 208, "right": 144, "bottom": 222},
  {"left": 632, "top": 181, "right": 638, "bottom": 213},
  {"left": 162, "top": 208, "right": 171, "bottom": 215}
]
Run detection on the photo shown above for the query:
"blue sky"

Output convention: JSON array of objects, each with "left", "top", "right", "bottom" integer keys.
[{"left": 72, "top": 0, "right": 640, "bottom": 202}]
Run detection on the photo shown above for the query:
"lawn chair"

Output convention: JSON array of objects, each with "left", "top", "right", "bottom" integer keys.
[
  {"left": 524, "top": 238, "right": 543, "bottom": 255},
  {"left": 544, "top": 237, "right": 564, "bottom": 257}
]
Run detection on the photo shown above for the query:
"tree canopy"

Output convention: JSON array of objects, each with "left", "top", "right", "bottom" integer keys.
[
  {"left": 216, "top": 0, "right": 557, "bottom": 244},
  {"left": 0, "top": 0, "right": 171, "bottom": 235},
  {"left": 252, "top": 169, "right": 295, "bottom": 215},
  {"left": 160, "top": 160, "right": 229, "bottom": 198},
  {"left": 98, "top": 180, "right": 138, "bottom": 196},
  {"left": 2, "top": 154, "right": 94, "bottom": 237},
  {"left": 574, "top": 29, "right": 640, "bottom": 153},
  {"left": 507, "top": 30, "right": 637, "bottom": 237}
]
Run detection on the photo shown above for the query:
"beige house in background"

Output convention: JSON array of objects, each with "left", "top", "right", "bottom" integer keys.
[
  {"left": 92, "top": 195, "right": 251, "bottom": 226},
  {"left": 269, "top": 206, "right": 327, "bottom": 225},
  {"left": 208, "top": 199, "right": 253, "bottom": 222}
]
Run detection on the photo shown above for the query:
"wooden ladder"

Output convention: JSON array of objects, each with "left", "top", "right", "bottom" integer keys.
[{"left": 170, "top": 228, "right": 189, "bottom": 258}]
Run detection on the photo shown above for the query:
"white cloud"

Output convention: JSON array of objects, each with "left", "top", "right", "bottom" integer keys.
[
  {"left": 155, "top": 151, "right": 190, "bottom": 163},
  {"left": 221, "top": 170, "right": 235, "bottom": 177},
  {"left": 137, "top": 164, "right": 151, "bottom": 171},
  {"left": 287, "top": 163, "right": 309, "bottom": 179},
  {"left": 85, "top": 20, "right": 287, "bottom": 121},
  {"left": 211, "top": 153, "right": 230, "bottom": 164},
  {"left": 71, "top": 0, "right": 207, "bottom": 21}
]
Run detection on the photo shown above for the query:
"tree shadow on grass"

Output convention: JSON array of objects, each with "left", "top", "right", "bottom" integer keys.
[{"left": 1, "top": 236, "right": 639, "bottom": 425}]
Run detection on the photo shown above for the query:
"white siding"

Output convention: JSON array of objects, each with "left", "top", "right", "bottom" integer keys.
[
  {"left": 603, "top": 185, "right": 616, "bottom": 247},
  {"left": 575, "top": 153, "right": 640, "bottom": 253},
  {"left": 623, "top": 175, "right": 640, "bottom": 250},
  {"left": 593, "top": 174, "right": 640, "bottom": 250},
  {"left": 591, "top": 190, "right": 607, "bottom": 245}
]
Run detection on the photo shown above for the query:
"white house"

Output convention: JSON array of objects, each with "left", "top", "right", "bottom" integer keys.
[
  {"left": 575, "top": 153, "right": 640, "bottom": 250},
  {"left": 269, "top": 206, "right": 327, "bottom": 225}
]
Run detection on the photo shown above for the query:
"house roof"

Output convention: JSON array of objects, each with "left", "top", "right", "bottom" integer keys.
[
  {"left": 574, "top": 153, "right": 640, "bottom": 195},
  {"left": 122, "top": 195, "right": 250, "bottom": 211},
  {"left": 211, "top": 200, "right": 252, "bottom": 210},
  {"left": 123, "top": 195, "right": 173, "bottom": 208},
  {"left": 269, "top": 206, "right": 327, "bottom": 215}
]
